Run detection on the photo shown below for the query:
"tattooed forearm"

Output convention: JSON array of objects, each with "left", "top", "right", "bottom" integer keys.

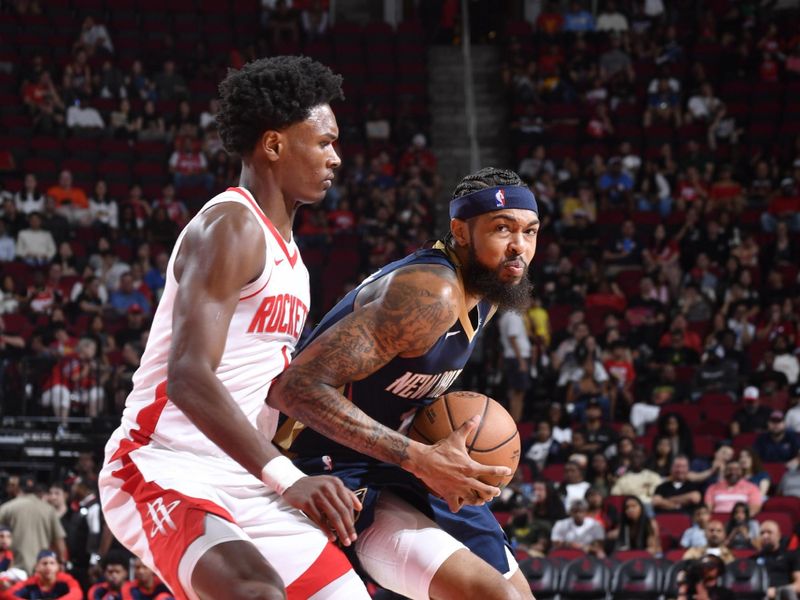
[
  {"left": 279, "top": 363, "right": 411, "bottom": 465},
  {"left": 269, "top": 267, "right": 457, "bottom": 467}
]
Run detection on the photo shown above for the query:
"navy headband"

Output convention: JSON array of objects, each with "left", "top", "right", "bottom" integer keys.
[{"left": 449, "top": 186, "right": 538, "bottom": 220}]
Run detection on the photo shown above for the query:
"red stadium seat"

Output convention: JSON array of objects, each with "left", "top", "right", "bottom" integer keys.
[
  {"left": 762, "top": 463, "right": 787, "bottom": 487},
  {"left": 548, "top": 548, "right": 585, "bottom": 561},
  {"left": 763, "top": 497, "right": 800, "bottom": 523},
  {"left": 541, "top": 464, "right": 565, "bottom": 483},
  {"left": 655, "top": 513, "right": 691, "bottom": 540}
]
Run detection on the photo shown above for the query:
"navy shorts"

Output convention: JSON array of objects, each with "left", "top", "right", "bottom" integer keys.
[{"left": 292, "top": 455, "right": 513, "bottom": 574}]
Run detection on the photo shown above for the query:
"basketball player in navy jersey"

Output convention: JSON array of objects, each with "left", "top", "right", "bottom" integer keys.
[{"left": 269, "top": 167, "right": 538, "bottom": 599}]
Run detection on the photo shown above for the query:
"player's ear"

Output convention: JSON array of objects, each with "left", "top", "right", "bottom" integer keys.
[
  {"left": 261, "top": 130, "right": 282, "bottom": 162},
  {"left": 450, "top": 218, "right": 469, "bottom": 247}
]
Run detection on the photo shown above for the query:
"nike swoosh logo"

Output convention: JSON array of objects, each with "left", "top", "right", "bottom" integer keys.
[
  {"left": 445, "top": 331, "right": 461, "bottom": 338},
  {"left": 274, "top": 258, "right": 284, "bottom": 266}
]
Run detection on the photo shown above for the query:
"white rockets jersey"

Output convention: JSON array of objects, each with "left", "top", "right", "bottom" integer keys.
[{"left": 106, "top": 186, "right": 310, "bottom": 476}]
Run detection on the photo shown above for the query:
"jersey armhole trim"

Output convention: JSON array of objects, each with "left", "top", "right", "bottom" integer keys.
[{"left": 227, "top": 187, "right": 299, "bottom": 268}]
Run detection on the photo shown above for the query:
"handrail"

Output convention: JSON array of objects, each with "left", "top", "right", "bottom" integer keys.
[{"left": 460, "top": 0, "right": 480, "bottom": 172}]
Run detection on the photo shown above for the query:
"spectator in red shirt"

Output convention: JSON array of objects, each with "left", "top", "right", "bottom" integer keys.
[
  {"left": 704, "top": 460, "right": 762, "bottom": 515},
  {"left": 1, "top": 550, "right": 81, "bottom": 600},
  {"left": 708, "top": 164, "right": 744, "bottom": 213},
  {"left": 762, "top": 178, "right": 800, "bottom": 233},
  {"left": 168, "top": 137, "right": 212, "bottom": 191},
  {"left": 397, "top": 134, "right": 437, "bottom": 175},
  {"left": 536, "top": 0, "right": 564, "bottom": 35}
]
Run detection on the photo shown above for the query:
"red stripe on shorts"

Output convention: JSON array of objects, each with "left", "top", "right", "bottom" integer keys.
[
  {"left": 112, "top": 454, "right": 235, "bottom": 600},
  {"left": 285, "top": 542, "right": 353, "bottom": 600}
]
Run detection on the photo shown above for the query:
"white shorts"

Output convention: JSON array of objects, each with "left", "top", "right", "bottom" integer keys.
[{"left": 100, "top": 442, "right": 364, "bottom": 600}]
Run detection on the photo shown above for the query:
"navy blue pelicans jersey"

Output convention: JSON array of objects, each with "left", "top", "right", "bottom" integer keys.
[{"left": 276, "top": 243, "right": 514, "bottom": 574}]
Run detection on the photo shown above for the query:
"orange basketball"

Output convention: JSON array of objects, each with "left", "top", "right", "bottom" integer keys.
[{"left": 408, "top": 391, "right": 521, "bottom": 487}]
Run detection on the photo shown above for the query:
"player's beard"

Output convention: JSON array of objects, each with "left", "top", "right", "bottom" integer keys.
[{"left": 462, "top": 244, "right": 533, "bottom": 312}]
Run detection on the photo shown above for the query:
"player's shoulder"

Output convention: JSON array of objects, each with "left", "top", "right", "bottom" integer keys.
[{"left": 384, "top": 261, "right": 460, "bottom": 299}]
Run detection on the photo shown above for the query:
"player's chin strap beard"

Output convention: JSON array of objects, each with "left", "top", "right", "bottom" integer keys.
[{"left": 461, "top": 245, "right": 533, "bottom": 313}]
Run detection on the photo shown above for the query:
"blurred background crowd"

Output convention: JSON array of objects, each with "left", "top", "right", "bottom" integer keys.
[{"left": 0, "top": 0, "right": 799, "bottom": 597}]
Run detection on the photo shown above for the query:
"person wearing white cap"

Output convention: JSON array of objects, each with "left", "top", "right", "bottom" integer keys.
[{"left": 730, "top": 385, "right": 772, "bottom": 437}]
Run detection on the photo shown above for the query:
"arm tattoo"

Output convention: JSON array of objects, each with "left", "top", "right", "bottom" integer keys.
[{"left": 277, "top": 269, "right": 458, "bottom": 466}]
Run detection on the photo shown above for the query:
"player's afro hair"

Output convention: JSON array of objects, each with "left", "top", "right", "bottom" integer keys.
[
  {"left": 451, "top": 167, "right": 526, "bottom": 199},
  {"left": 216, "top": 55, "right": 344, "bottom": 156}
]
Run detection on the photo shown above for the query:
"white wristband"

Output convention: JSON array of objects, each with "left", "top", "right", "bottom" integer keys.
[{"left": 261, "top": 455, "right": 306, "bottom": 495}]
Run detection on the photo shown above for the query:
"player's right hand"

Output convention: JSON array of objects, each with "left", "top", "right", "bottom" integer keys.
[
  {"left": 409, "top": 415, "right": 512, "bottom": 513},
  {"left": 283, "top": 475, "right": 362, "bottom": 547}
]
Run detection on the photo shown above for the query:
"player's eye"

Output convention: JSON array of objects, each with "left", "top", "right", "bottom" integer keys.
[
  {"left": 496, "top": 225, "right": 509, "bottom": 232},
  {"left": 525, "top": 229, "right": 538, "bottom": 236}
]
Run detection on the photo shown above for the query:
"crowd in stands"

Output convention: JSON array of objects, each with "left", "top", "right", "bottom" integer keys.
[
  {"left": 1, "top": 0, "right": 800, "bottom": 597},
  {"left": 0, "top": 0, "right": 438, "bottom": 596},
  {"left": 482, "top": 0, "right": 800, "bottom": 596}
]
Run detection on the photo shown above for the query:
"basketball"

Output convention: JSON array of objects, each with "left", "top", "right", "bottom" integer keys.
[{"left": 408, "top": 391, "right": 521, "bottom": 488}]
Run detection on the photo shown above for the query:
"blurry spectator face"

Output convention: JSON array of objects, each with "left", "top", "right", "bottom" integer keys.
[
  {"left": 570, "top": 502, "right": 588, "bottom": 525},
  {"left": 119, "top": 274, "right": 134, "bottom": 293},
  {"left": 104, "top": 563, "right": 128, "bottom": 589},
  {"left": 760, "top": 521, "right": 781, "bottom": 551},
  {"left": 24, "top": 173, "right": 37, "bottom": 190},
  {"left": 46, "top": 485, "right": 66, "bottom": 510},
  {"left": 591, "top": 453, "right": 608, "bottom": 474},
  {"left": 133, "top": 559, "right": 155, "bottom": 587},
  {"left": 630, "top": 449, "right": 646, "bottom": 471},
  {"left": 586, "top": 489, "right": 603, "bottom": 509},
  {"left": 694, "top": 506, "right": 710, "bottom": 527},
  {"left": 532, "top": 481, "right": 547, "bottom": 503},
  {"left": 0, "top": 528, "right": 11, "bottom": 550},
  {"left": 536, "top": 421, "right": 552, "bottom": 442},
  {"left": 58, "top": 170, "right": 72, "bottom": 189},
  {"left": 586, "top": 404, "right": 602, "bottom": 422},
  {"left": 624, "top": 498, "right": 642, "bottom": 521},
  {"left": 35, "top": 556, "right": 59, "bottom": 584},
  {"left": 564, "top": 462, "right": 583, "bottom": 484},
  {"left": 768, "top": 415, "right": 786, "bottom": 436},
  {"left": 705, "top": 520, "right": 725, "bottom": 546},
  {"left": 724, "top": 461, "right": 742, "bottom": 485},
  {"left": 665, "top": 416, "right": 680, "bottom": 436},
  {"left": 738, "top": 450, "right": 754, "bottom": 472},
  {"left": 621, "top": 220, "right": 634, "bottom": 238}
]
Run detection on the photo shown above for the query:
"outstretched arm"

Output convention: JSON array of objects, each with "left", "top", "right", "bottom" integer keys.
[{"left": 269, "top": 265, "right": 511, "bottom": 512}]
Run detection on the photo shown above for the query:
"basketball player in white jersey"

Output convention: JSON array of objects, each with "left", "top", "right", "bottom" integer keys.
[{"left": 99, "top": 57, "right": 370, "bottom": 600}]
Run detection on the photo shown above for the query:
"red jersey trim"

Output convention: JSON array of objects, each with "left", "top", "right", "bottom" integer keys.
[
  {"left": 239, "top": 278, "right": 270, "bottom": 302},
  {"left": 227, "top": 187, "right": 299, "bottom": 268},
  {"left": 285, "top": 542, "right": 352, "bottom": 599}
]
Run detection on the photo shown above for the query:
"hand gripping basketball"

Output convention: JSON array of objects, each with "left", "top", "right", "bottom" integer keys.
[{"left": 409, "top": 415, "right": 512, "bottom": 513}]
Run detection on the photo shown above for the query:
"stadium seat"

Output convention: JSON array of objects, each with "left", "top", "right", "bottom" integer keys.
[
  {"left": 611, "top": 557, "right": 663, "bottom": 599},
  {"left": 519, "top": 557, "right": 560, "bottom": 599},
  {"left": 664, "top": 549, "right": 687, "bottom": 562},
  {"left": 763, "top": 497, "right": 800, "bottom": 523},
  {"left": 662, "top": 560, "right": 692, "bottom": 599},
  {"left": 733, "top": 433, "right": 758, "bottom": 452},
  {"left": 541, "top": 463, "right": 565, "bottom": 483},
  {"left": 559, "top": 555, "right": 611, "bottom": 599},
  {"left": 762, "top": 463, "right": 787, "bottom": 488},
  {"left": 655, "top": 513, "right": 691, "bottom": 542},
  {"left": 548, "top": 548, "right": 585, "bottom": 561},
  {"left": 722, "top": 559, "right": 769, "bottom": 598}
]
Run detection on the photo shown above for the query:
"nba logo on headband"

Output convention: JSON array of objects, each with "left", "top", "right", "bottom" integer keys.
[{"left": 495, "top": 189, "right": 506, "bottom": 207}]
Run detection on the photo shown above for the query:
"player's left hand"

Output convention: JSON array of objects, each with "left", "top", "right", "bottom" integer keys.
[{"left": 283, "top": 475, "right": 362, "bottom": 547}]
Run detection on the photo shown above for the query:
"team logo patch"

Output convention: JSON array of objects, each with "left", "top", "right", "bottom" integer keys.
[
  {"left": 146, "top": 497, "right": 181, "bottom": 538},
  {"left": 495, "top": 189, "right": 506, "bottom": 207}
]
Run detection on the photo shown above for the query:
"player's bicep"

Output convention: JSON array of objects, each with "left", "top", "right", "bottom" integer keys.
[
  {"left": 291, "top": 271, "right": 458, "bottom": 387},
  {"left": 169, "top": 208, "right": 264, "bottom": 374}
]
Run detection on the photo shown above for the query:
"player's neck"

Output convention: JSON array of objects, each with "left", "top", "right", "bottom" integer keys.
[
  {"left": 238, "top": 167, "right": 296, "bottom": 240},
  {"left": 450, "top": 244, "right": 481, "bottom": 311}
]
